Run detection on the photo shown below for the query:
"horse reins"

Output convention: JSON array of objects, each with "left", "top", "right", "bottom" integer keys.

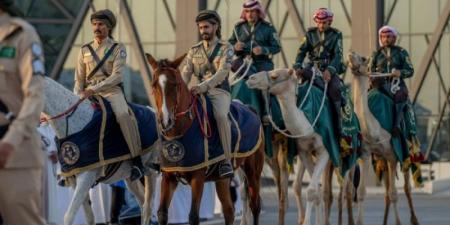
[
  {"left": 40, "top": 98, "right": 86, "bottom": 123},
  {"left": 154, "top": 65, "right": 212, "bottom": 139}
]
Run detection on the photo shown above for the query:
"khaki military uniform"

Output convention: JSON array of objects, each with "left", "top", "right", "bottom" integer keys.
[
  {"left": 0, "top": 14, "right": 46, "bottom": 225},
  {"left": 181, "top": 37, "right": 234, "bottom": 159},
  {"left": 74, "top": 37, "right": 141, "bottom": 159}
]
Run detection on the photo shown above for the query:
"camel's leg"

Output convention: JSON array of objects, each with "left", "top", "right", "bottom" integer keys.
[
  {"left": 356, "top": 154, "right": 370, "bottom": 225},
  {"left": 277, "top": 142, "right": 289, "bottom": 225},
  {"left": 387, "top": 160, "right": 402, "bottom": 225},
  {"left": 158, "top": 173, "right": 178, "bottom": 225},
  {"left": 293, "top": 156, "right": 306, "bottom": 225},
  {"left": 346, "top": 171, "right": 355, "bottom": 225},
  {"left": 304, "top": 147, "right": 329, "bottom": 225},
  {"left": 215, "top": 178, "right": 235, "bottom": 225},
  {"left": 297, "top": 150, "right": 315, "bottom": 225},
  {"left": 142, "top": 171, "right": 157, "bottom": 225},
  {"left": 189, "top": 173, "right": 206, "bottom": 225},
  {"left": 403, "top": 170, "right": 420, "bottom": 225},
  {"left": 266, "top": 141, "right": 283, "bottom": 225},
  {"left": 64, "top": 171, "right": 98, "bottom": 225},
  {"left": 322, "top": 161, "right": 334, "bottom": 225},
  {"left": 338, "top": 180, "right": 344, "bottom": 225},
  {"left": 382, "top": 163, "right": 391, "bottom": 225}
]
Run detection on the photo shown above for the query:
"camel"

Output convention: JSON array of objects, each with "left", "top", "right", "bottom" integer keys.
[
  {"left": 246, "top": 68, "right": 335, "bottom": 225},
  {"left": 347, "top": 51, "right": 420, "bottom": 225},
  {"left": 41, "top": 77, "right": 158, "bottom": 225},
  {"left": 247, "top": 68, "right": 367, "bottom": 225}
]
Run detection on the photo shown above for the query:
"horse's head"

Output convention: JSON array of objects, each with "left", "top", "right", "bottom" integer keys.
[
  {"left": 246, "top": 68, "right": 297, "bottom": 95},
  {"left": 146, "top": 53, "right": 188, "bottom": 132},
  {"left": 347, "top": 51, "right": 369, "bottom": 76}
]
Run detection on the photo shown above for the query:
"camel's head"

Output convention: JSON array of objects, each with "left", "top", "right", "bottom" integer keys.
[
  {"left": 246, "top": 68, "right": 297, "bottom": 95},
  {"left": 347, "top": 51, "right": 369, "bottom": 76}
]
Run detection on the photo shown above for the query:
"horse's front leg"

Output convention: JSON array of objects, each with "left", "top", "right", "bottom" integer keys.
[
  {"left": 124, "top": 175, "right": 146, "bottom": 225},
  {"left": 158, "top": 173, "right": 178, "bottom": 225},
  {"left": 81, "top": 195, "right": 95, "bottom": 225},
  {"left": 189, "top": 172, "right": 206, "bottom": 225},
  {"left": 215, "top": 178, "right": 234, "bottom": 225},
  {"left": 64, "top": 171, "right": 98, "bottom": 225},
  {"left": 142, "top": 171, "right": 158, "bottom": 225}
]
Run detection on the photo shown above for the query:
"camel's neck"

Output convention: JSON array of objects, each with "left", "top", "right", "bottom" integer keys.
[
  {"left": 274, "top": 85, "right": 314, "bottom": 136},
  {"left": 351, "top": 74, "right": 380, "bottom": 139},
  {"left": 43, "top": 77, "right": 94, "bottom": 139}
]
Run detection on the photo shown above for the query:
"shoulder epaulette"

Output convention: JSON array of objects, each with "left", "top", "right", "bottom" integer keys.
[
  {"left": 307, "top": 27, "right": 318, "bottom": 32},
  {"left": 82, "top": 41, "right": 94, "bottom": 48}
]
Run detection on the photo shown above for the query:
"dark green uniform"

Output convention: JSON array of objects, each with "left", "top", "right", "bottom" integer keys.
[
  {"left": 293, "top": 27, "right": 346, "bottom": 134},
  {"left": 370, "top": 45, "right": 414, "bottom": 133},
  {"left": 228, "top": 19, "right": 281, "bottom": 115},
  {"left": 229, "top": 19, "right": 281, "bottom": 71},
  {"left": 228, "top": 19, "right": 285, "bottom": 160}
]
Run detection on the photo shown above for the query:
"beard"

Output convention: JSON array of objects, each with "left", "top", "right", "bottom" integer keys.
[{"left": 201, "top": 32, "right": 212, "bottom": 40}]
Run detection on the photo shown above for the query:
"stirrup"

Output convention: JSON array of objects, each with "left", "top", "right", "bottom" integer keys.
[
  {"left": 219, "top": 161, "right": 234, "bottom": 178},
  {"left": 130, "top": 166, "right": 144, "bottom": 181}
]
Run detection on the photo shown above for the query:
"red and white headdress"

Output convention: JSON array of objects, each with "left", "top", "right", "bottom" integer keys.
[
  {"left": 378, "top": 25, "right": 398, "bottom": 46},
  {"left": 240, "top": 0, "right": 266, "bottom": 20},
  {"left": 313, "top": 8, "right": 333, "bottom": 23}
]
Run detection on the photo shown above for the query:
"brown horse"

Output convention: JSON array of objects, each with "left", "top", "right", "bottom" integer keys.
[{"left": 146, "top": 53, "right": 265, "bottom": 225}]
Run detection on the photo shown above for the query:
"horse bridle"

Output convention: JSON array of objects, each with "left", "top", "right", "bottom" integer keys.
[{"left": 153, "top": 65, "right": 194, "bottom": 137}]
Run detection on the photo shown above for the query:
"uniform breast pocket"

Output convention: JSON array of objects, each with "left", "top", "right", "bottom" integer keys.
[
  {"left": 192, "top": 57, "right": 205, "bottom": 65},
  {"left": 0, "top": 59, "right": 17, "bottom": 91}
]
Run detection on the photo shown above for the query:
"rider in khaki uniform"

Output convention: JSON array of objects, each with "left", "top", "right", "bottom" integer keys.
[
  {"left": 0, "top": 1, "right": 46, "bottom": 224},
  {"left": 181, "top": 10, "right": 234, "bottom": 177},
  {"left": 74, "top": 9, "right": 145, "bottom": 181}
]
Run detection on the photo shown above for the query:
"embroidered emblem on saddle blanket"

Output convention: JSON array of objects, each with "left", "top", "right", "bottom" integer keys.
[
  {"left": 58, "top": 101, "right": 159, "bottom": 177},
  {"left": 160, "top": 96, "right": 263, "bottom": 172}
]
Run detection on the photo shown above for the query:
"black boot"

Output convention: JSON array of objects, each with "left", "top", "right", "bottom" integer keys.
[
  {"left": 332, "top": 101, "right": 343, "bottom": 137},
  {"left": 130, "top": 157, "right": 147, "bottom": 181},
  {"left": 219, "top": 159, "right": 234, "bottom": 178},
  {"left": 392, "top": 102, "right": 406, "bottom": 137}
]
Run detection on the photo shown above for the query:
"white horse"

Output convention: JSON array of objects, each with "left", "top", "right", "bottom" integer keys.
[{"left": 42, "top": 77, "right": 159, "bottom": 225}]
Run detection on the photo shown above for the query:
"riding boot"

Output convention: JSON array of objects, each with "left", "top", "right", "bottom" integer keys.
[
  {"left": 130, "top": 156, "right": 147, "bottom": 181},
  {"left": 332, "top": 101, "right": 343, "bottom": 138},
  {"left": 392, "top": 102, "right": 406, "bottom": 137}
]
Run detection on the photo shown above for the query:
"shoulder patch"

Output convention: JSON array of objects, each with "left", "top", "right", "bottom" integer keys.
[
  {"left": 32, "top": 59, "right": 45, "bottom": 76},
  {"left": 120, "top": 50, "right": 127, "bottom": 58},
  {"left": 31, "top": 43, "right": 43, "bottom": 57},
  {"left": 226, "top": 48, "right": 234, "bottom": 57}
]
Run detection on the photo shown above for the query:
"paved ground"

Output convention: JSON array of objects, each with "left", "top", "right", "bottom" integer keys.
[{"left": 202, "top": 188, "right": 450, "bottom": 225}]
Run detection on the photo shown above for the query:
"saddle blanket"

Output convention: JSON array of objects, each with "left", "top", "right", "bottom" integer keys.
[
  {"left": 297, "top": 81, "right": 361, "bottom": 176},
  {"left": 58, "top": 100, "right": 159, "bottom": 177},
  {"left": 160, "top": 95, "right": 263, "bottom": 172}
]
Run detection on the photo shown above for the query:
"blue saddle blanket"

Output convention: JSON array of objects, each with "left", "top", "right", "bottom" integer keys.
[
  {"left": 160, "top": 95, "right": 262, "bottom": 172},
  {"left": 58, "top": 100, "right": 159, "bottom": 176}
]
